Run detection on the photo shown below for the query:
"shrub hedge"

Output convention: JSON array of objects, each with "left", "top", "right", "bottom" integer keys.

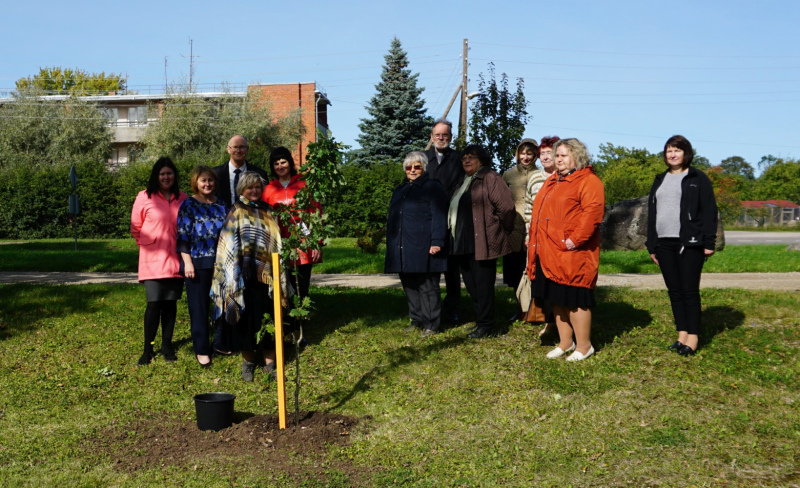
[{"left": 0, "top": 158, "right": 404, "bottom": 239}]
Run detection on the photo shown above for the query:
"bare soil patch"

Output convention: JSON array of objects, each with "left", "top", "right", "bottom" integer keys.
[{"left": 86, "top": 410, "right": 374, "bottom": 482}]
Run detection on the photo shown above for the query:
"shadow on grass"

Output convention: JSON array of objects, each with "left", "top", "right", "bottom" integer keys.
[
  {"left": 701, "top": 305, "right": 745, "bottom": 346},
  {"left": 322, "top": 335, "right": 468, "bottom": 411},
  {"left": 592, "top": 287, "right": 654, "bottom": 349},
  {"left": 0, "top": 284, "right": 115, "bottom": 340}
]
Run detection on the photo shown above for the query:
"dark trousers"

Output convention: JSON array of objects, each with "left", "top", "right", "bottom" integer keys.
[
  {"left": 502, "top": 248, "right": 527, "bottom": 289},
  {"left": 656, "top": 238, "right": 706, "bottom": 335},
  {"left": 442, "top": 256, "right": 461, "bottom": 316},
  {"left": 185, "top": 268, "right": 225, "bottom": 355},
  {"left": 399, "top": 272, "right": 442, "bottom": 331},
  {"left": 456, "top": 254, "right": 497, "bottom": 330}
]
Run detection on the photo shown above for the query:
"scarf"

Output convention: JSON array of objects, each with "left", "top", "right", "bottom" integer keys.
[
  {"left": 210, "top": 197, "right": 292, "bottom": 325},
  {"left": 448, "top": 173, "right": 476, "bottom": 238}
]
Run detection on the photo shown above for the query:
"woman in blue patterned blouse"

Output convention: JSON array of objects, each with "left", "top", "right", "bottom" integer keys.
[{"left": 177, "top": 166, "right": 229, "bottom": 368}]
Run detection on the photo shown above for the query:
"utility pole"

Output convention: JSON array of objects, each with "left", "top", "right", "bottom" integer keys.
[
  {"left": 164, "top": 57, "right": 168, "bottom": 93},
  {"left": 458, "top": 38, "right": 469, "bottom": 146},
  {"left": 182, "top": 38, "right": 196, "bottom": 91}
]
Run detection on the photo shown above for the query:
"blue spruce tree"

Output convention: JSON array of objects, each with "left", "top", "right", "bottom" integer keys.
[{"left": 356, "top": 37, "right": 434, "bottom": 161}]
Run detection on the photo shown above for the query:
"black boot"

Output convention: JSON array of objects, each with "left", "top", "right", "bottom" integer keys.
[
  {"left": 160, "top": 300, "right": 178, "bottom": 362},
  {"left": 138, "top": 302, "right": 160, "bottom": 365}
]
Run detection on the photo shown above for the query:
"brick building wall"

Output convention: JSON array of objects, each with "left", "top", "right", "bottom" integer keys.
[{"left": 249, "top": 83, "right": 328, "bottom": 169}]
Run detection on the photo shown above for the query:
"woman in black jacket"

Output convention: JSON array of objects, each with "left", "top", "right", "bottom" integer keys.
[
  {"left": 646, "top": 135, "right": 718, "bottom": 356},
  {"left": 385, "top": 152, "right": 449, "bottom": 337}
]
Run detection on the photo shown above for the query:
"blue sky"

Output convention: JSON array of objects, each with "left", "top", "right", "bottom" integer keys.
[{"left": 2, "top": 0, "right": 798, "bottom": 171}]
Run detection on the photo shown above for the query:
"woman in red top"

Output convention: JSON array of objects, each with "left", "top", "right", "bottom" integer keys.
[{"left": 261, "top": 147, "right": 322, "bottom": 301}]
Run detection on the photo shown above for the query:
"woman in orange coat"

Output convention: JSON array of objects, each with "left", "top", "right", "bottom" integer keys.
[{"left": 527, "top": 138, "right": 604, "bottom": 361}]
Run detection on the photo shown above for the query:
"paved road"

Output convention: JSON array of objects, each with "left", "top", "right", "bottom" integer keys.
[
  {"left": 725, "top": 231, "right": 800, "bottom": 245},
  {"left": 1, "top": 271, "right": 799, "bottom": 291}
]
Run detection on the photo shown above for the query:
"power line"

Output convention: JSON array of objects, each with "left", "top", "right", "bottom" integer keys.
[
  {"left": 471, "top": 57, "right": 800, "bottom": 71},
  {"left": 471, "top": 42, "right": 800, "bottom": 59},
  {"left": 525, "top": 123, "right": 800, "bottom": 149}
]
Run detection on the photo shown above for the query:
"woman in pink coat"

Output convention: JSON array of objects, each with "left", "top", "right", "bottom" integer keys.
[{"left": 130, "top": 157, "right": 188, "bottom": 365}]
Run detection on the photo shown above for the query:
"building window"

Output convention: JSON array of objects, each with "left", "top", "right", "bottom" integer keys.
[
  {"left": 101, "top": 107, "right": 119, "bottom": 126},
  {"left": 128, "top": 106, "right": 148, "bottom": 127}
]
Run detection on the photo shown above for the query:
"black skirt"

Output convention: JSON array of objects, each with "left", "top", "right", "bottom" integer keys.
[
  {"left": 531, "top": 256, "right": 595, "bottom": 309},
  {"left": 144, "top": 278, "right": 183, "bottom": 302}
]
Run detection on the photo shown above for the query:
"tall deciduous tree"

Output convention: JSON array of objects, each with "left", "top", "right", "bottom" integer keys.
[
  {"left": 138, "top": 86, "right": 304, "bottom": 166},
  {"left": 0, "top": 93, "right": 112, "bottom": 168},
  {"left": 468, "top": 63, "right": 529, "bottom": 172},
  {"left": 356, "top": 37, "right": 434, "bottom": 161},
  {"left": 720, "top": 156, "right": 755, "bottom": 180},
  {"left": 754, "top": 158, "right": 800, "bottom": 203},
  {"left": 16, "top": 67, "right": 126, "bottom": 95}
]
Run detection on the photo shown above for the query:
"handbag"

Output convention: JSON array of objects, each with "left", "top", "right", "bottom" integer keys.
[{"left": 516, "top": 274, "right": 546, "bottom": 323}]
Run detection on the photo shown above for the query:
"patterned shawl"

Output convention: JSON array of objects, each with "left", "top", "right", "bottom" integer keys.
[{"left": 210, "top": 197, "right": 292, "bottom": 325}]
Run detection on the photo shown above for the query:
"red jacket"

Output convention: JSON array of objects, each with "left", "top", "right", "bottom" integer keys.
[
  {"left": 527, "top": 166, "right": 604, "bottom": 289},
  {"left": 261, "top": 175, "right": 323, "bottom": 265}
]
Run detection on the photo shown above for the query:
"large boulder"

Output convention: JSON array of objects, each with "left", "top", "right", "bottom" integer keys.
[{"left": 600, "top": 196, "right": 725, "bottom": 252}]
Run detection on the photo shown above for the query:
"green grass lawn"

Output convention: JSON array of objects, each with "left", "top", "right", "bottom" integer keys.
[
  {"left": 0, "top": 283, "right": 798, "bottom": 486},
  {"left": 1, "top": 238, "right": 799, "bottom": 274}
]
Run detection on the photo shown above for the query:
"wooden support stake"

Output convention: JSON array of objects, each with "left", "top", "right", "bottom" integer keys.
[{"left": 272, "top": 252, "right": 287, "bottom": 429}]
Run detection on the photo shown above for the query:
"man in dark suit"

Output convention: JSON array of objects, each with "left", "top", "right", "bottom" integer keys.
[
  {"left": 423, "top": 120, "right": 465, "bottom": 324},
  {"left": 213, "top": 135, "right": 270, "bottom": 207}
]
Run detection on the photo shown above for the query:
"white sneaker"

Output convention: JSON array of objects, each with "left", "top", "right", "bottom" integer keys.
[
  {"left": 567, "top": 346, "right": 595, "bottom": 362},
  {"left": 546, "top": 343, "right": 576, "bottom": 359}
]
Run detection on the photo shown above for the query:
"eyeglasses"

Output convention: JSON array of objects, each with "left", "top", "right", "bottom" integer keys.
[
  {"left": 405, "top": 165, "right": 423, "bottom": 171},
  {"left": 461, "top": 155, "right": 479, "bottom": 162},
  {"left": 432, "top": 133, "right": 451, "bottom": 139},
  {"left": 228, "top": 145, "right": 248, "bottom": 151}
]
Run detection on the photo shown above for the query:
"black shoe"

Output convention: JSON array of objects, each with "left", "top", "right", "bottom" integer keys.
[
  {"left": 262, "top": 361, "right": 277, "bottom": 381},
  {"left": 508, "top": 311, "right": 523, "bottom": 323},
  {"left": 213, "top": 347, "right": 233, "bottom": 356},
  {"left": 421, "top": 328, "right": 439, "bottom": 338},
  {"left": 668, "top": 341, "right": 683, "bottom": 351},
  {"left": 161, "top": 346, "right": 177, "bottom": 363},
  {"left": 404, "top": 320, "right": 422, "bottom": 333},
  {"left": 196, "top": 355, "right": 212, "bottom": 369},
  {"left": 137, "top": 351, "right": 153, "bottom": 366},
  {"left": 467, "top": 326, "right": 495, "bottom": 339},
  {"left": 677, "top": 344, "right": 696, "bottom": 356},
  {"left": 241, "top": 360, "right": 256, "bottom": 382}
]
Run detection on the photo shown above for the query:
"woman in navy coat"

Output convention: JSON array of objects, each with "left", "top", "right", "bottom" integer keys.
[{"left": 385, "top": 151, "right": 449, "bottom": 337}]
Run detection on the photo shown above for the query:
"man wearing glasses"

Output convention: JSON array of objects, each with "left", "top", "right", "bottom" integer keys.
[
  {"left": 423, "top": 120, "right": 464, "bottom": 324},
  {"left": 213, "top": 135, "right": 270, "bottom": 207}
]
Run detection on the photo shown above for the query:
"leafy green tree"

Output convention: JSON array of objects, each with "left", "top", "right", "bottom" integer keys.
[
  {"left": 0, "top": 92, "right": 112, "bottom": 169},
  {"left": 260, "top": 132, "right": 346, "bottom": 426},
  {"left": 138, "top": 87, "right": 304, "bottom": 166},
  {"left": 758, "top": 154, "right": 780, "bottom": 172},
  {"left": 753, "top": 158, "right": 800, "bottom": 203},
  {"left": 593, "top": 143, "right": 664, "bottom": 205},
  {"left": 356, "top": 37, "right": 434, "bottom": 161},
  {"left": 720, "top": 156, "right": 755, "bottom": 180},
  {"left": 15, "top": 67, "right": 126, "bottom": 95},
  {"left": 468, "top": 63, "right": 529, "bottom": 172},
  {"left": 706, "top": 166, "right": 743, "bottom": 225}
]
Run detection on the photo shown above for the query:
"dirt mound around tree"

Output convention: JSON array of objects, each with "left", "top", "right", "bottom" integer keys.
[{"left": 86, "top": 410, "right": 374, "bottom": 481}]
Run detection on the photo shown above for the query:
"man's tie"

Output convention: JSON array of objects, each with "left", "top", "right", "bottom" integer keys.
[{"left": 233, "top": 168, "right": 241, "bottom": 204}]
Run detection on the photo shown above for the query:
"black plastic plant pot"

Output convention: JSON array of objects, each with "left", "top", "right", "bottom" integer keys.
[{"left": 194, "top": 392, "right": 236, "bottom": 431}]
